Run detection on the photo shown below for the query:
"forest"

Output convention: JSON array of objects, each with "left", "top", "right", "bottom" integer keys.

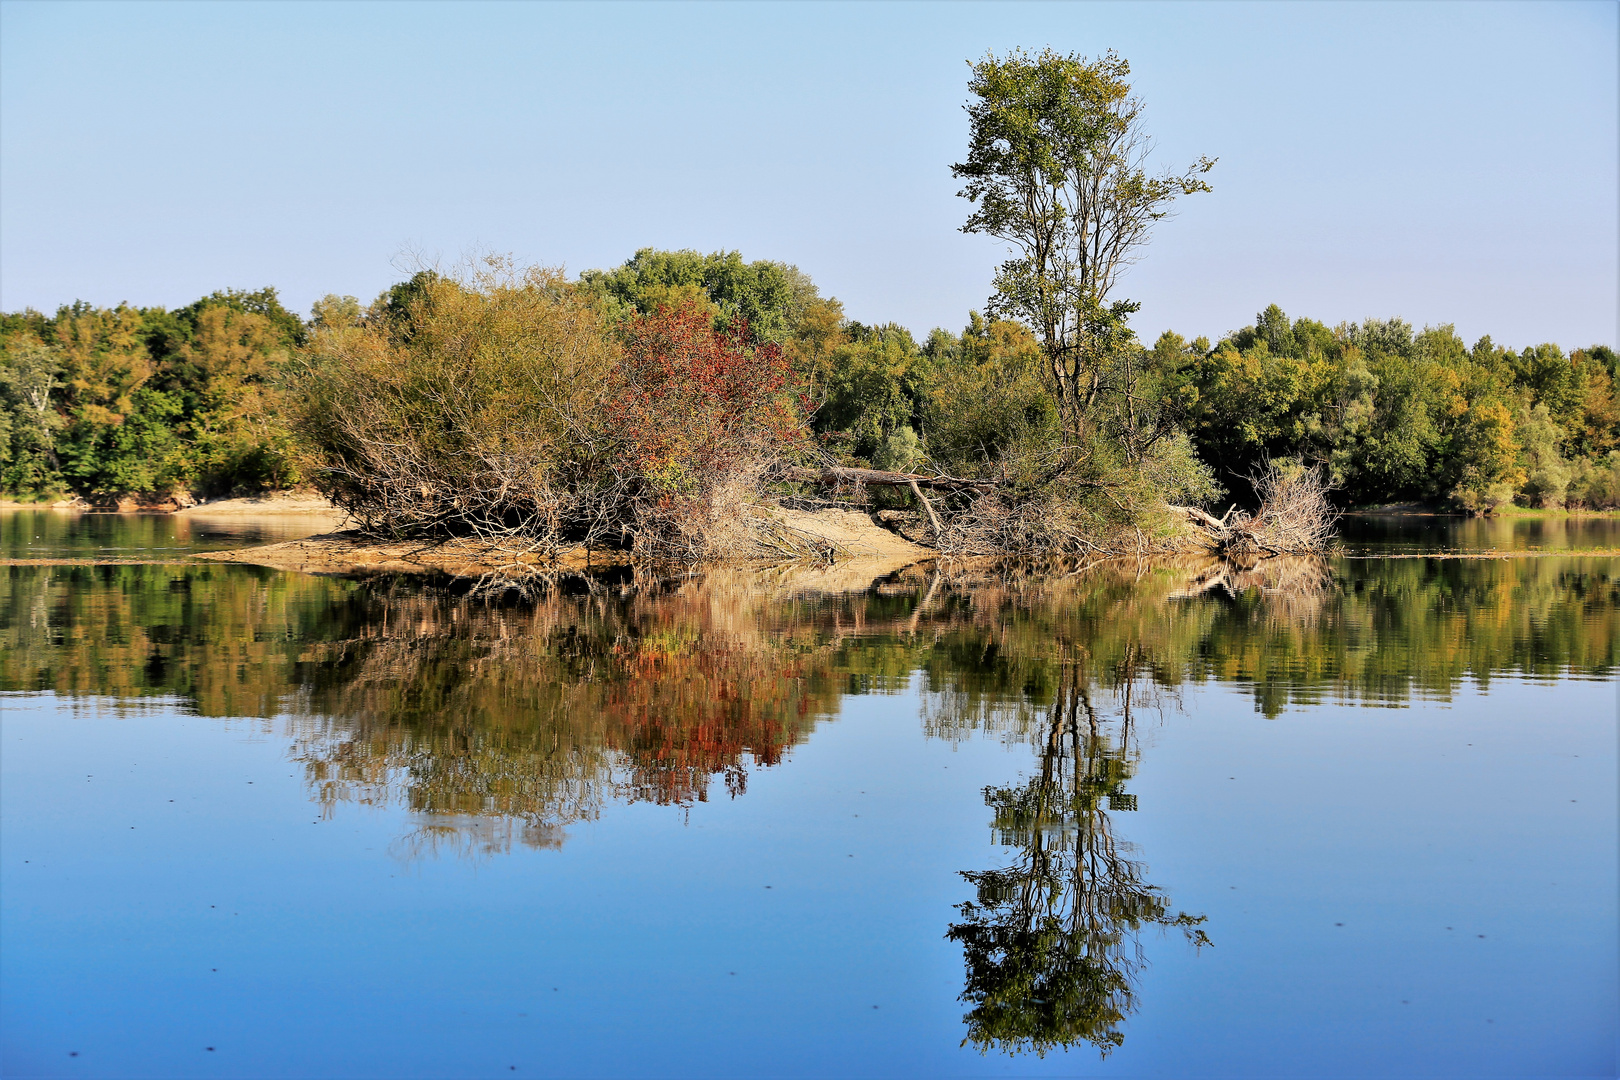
[
  {"left": 2, "top": 259, "right": 1613, "bottom": 511},
  {"left": 2, "top": 48, "right": 1616, "bottom": 556}
]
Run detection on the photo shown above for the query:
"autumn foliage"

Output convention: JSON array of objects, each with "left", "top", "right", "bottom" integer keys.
[
  {"left": 609, "top": 299, "right": 809, "bottom": 558},
  {"left": 292, "top": 265, "right": 810, "bottom": 562}
]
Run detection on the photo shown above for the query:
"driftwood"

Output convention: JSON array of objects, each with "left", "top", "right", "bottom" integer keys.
[
  {"left": 1165, "top": 504, "right": 1289, "bottom": 555},
  {"left": 1168, "top": 464, "right": 1337, "bottom": 556},
  {"left": 777, "top": 465, "right": 994, "bottom": 542},
  {"left": 776, "top": 465, "right": 1000, "bottom": 494}
]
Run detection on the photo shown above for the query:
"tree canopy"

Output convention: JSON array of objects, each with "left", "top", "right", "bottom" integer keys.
[{"left": 954, "top": 48, "right": 1213, "bottom": 429}]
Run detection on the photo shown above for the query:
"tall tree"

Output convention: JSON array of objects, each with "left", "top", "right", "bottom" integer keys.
[{"left": 953, "top": 48, "right": 1213, "bottom": 433}]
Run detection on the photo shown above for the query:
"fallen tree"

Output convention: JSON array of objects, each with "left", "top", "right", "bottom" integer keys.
[
  {"left": 774, "top": 465, "right": 1000, "bottom": 541},
  {"left": 774, "top": 465, "right": 1000, "bottom": 493},
  {"left": 1168, "top": 463, "right": 1337, "bottom": 556}
]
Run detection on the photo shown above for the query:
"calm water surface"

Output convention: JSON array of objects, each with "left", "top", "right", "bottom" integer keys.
[
  {"left": 1, "top": 512, "right": 1615, "bottom": 1078},
  {"left": 1338, "top": 511, "right": 1620, "bottom": 555},
  {"left": 1, "top": 509, "right": 341, "bottom": 560}
]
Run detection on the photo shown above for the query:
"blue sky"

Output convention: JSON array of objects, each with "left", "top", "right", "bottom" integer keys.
[{"left": 1, "top": 0, "right": 1615, "bottom": 348}]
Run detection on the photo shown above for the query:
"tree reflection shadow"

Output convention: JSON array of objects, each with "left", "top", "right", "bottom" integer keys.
[
  {"left": 947, "top": 649, "right": 1209, "bottom": 1058},
  {"left": 7, "top": 546, "right": 1614, "bottom": 1052}
]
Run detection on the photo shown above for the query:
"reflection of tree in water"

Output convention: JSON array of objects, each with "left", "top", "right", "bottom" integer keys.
[
  {"left": 7, "top": 553, "right": 1616, "bottom": 862},
  {"left": 279, "top": 575, "right": 856, "bottom": 855},
  {"left": 948, "top": 648, "right": 1208, "bottom": 1058}
]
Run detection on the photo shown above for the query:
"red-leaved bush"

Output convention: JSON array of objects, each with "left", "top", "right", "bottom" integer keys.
[{"left": 611, "top": 300, "right": 808, "bottom": 556}]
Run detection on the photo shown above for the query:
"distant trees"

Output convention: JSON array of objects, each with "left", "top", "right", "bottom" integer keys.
[
  {"left": 578, "top": 247, "right": 821, "bottom": 346},
  {"left": 1, "top": 254, "right": 1612, "bottom": 525},
  {"left": 0, "top": 288, "right": 303, "bottom": 500},
  {"left": 1169, "top": 305, "right": 1620, "bottom": 510}
]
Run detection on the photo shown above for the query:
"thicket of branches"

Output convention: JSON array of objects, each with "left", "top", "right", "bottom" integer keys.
[{"left": 292, "top": 259, "right": 808, "bottom": 561}]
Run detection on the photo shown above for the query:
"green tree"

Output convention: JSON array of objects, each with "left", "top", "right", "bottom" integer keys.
[
  {"left": 953, "top": 48, "right": 1213, "bottom": 432},
  {"left": 0, "top": 338, "right": 65, "bottom": 496},
  {"left": 814, "top": 323, "right": 934, "bottom": 460},
  {"left": 923, "top": 314, "right": 1059, "bottom": 476},
  {"left": 579, "top": 248, "right": 815, "bottom": 345},
  {"left": 311, "top": 294, "right": 363, "bottom": 330}
]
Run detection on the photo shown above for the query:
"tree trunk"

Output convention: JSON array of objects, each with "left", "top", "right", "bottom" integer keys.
[{"left": 776, "top": 465, "right": 998, "bottom": 494}]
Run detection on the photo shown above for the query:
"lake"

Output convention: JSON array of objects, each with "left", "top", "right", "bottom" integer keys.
[{"left": 2, "top": 511, "right": 1615, "bottom": 1078}]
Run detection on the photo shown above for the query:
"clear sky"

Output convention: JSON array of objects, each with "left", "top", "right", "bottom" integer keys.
[{"left": 1, "top": 0, "right": 1615, "bottom": 349}]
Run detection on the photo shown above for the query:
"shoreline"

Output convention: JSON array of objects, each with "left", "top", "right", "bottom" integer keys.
[
  {"left": 8, "top": 493, "right": 1617, "bottom": 521},
  {"left": 192, "top": 507, "right": 934, "bottom": 579},
  {"left": 1346, "top": 505, "right": 1620, "bottom": 519},
  {"left": 0, "top": 491, "right": 351, "bottom": 517}
]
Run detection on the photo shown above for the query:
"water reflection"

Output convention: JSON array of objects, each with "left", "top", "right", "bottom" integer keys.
[
  {"left": 947, "top": 651, "right": 1208, "bottom": 1057},
  {"left": 5, "top": 555, "right": 1615, "bottom": 819},
  {"left": 3, "top": 552, "right": 1615, "bottom": 1059},
  {"left": 1339, "top": 511, "right": 1620, "bottom": 555},
  {"left": 282, "top": 573, "right": 853, "bottom": 850},
  {"left": 0, "top": 507, "right": 341, "bottom": 559}
]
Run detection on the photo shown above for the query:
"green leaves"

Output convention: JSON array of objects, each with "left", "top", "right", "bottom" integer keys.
[
  {"left": 953, "top": 48, "right": 1213, "bottom": 433},
  {"left": 578, "top": 248, "right": 813, "bottom": 346}
]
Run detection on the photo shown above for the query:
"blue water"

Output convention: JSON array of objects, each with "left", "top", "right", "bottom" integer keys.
[{"left": 1, "top": 514, "right": 1616, "bottom": 1079}]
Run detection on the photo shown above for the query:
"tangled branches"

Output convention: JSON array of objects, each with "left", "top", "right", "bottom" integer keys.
[
  {"left": 292, "top": 262, "right": 809, "bottom": 565},
  {"left": 1169, "top": 462, "right": 1337, "bottom": 556}
]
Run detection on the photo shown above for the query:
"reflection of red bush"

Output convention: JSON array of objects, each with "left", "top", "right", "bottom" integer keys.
[
  {"left": 612, "top": 300, "right": 805, "bottom": 494},
  {"left": 605, "top": 640, "right": 813, "bottom": 805}
]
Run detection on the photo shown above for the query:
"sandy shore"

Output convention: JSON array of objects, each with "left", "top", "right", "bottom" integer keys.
[
  {"left": 178, "top": 492, "right": 350, "bottom": 519},
  {"left": 194, "top": 506, "right": 932, "bottom": 580},
  {"left": 0, "top": 491, "right": 351, "bottom": 519}
]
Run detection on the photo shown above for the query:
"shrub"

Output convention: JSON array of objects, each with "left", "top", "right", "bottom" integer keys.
[
  {"left": 292, "top": 260, "right": 620, "bottom": 548},
  {"left": 292, "top": 262, "right": 809, "bottom": 562},
  {"left": 610, "top": 299, "right": 809, "bottom": 558},
  {"left": 1566, "top": 452, "right": 1620, "bottom": 510}
]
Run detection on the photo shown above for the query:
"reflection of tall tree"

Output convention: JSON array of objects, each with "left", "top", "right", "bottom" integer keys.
[{"left": 948, "top": 649, "right": 1208, "bottom": 1057}]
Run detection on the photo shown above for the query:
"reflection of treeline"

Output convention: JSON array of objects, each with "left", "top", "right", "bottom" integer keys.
[
  {"left": 913, "top": 556, "right": 1617, "bottom": 722},
  {"left": 283, "top": 576, "right": 859, "bottom": 836},
  {"left": 8, "top": 553, "right": 1605, "bottom": 1048},
  {"left": 5, "top": 553, "right": 1613, "bottom": 760},
  {"left": 0, "top": 564, "right": 859, "bottom": 834},
  {"left": 0, "top": 562, "right": 371, "bottom": 716},
  {"left": 1184, "top": 557, "right": 1618, "bottom": 713}
]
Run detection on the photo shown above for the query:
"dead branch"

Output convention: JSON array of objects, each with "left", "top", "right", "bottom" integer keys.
[
  {"left": 1167, "top": 463, "right": 1337, "bottom": 556},
  {"left": 776, "top": 465, "right": 1000, "bottom": 494}
]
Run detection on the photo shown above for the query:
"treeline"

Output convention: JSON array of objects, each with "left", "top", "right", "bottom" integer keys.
[
  {"left": 1162, "top": 305, "right": 1620, "bottom": 511},
  {"left": 0, "top": 288, "right": 305, "bottom": 499},
  {"left": 7, "top": 46, "right": 1613, "bottom": 539},
  {"left": 2, "top": 251, "right": 1615, "bottom": 519}
]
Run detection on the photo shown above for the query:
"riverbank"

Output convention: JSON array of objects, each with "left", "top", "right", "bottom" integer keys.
[
  {"left": 1487, "top": 505, "right": 1620, "bottom": 519},
  {"left": 0, "top": 490, "right": 347, "bottom": 515},
  {"left": 178, "top": 492, "right": 350, "bottom": 518},
  {"left": 194, "top": 506, "right": 933, "bottom": 579}
]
